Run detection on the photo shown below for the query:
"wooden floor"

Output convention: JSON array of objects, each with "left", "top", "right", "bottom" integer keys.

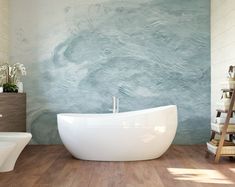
[{"left": 1, "top": 145, "right": 235, "bottom": 187}]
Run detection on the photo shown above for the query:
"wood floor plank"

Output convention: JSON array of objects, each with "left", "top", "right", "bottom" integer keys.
[
  {"left": 1, "top": 145, "right": 235, "bottom": 187},
  {"left": 88, "top": 162, "right": 125, "bottom": 187},
  {"left": 124, "top": 161, "right": 165, "bottom": 187}
]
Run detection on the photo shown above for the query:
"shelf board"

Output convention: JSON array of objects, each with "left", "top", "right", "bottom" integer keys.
[
  {"left": 207, "top": 150, "right": 235, "bottom": 157},
  {"left": 221, "top": 89, "right": 234, "bottom": 92},
  {"left": 216, "top": 109, "right": 235, "bottom": 113},
  {"left": 211, "top": 129, "right": 235, "bottom": 134}
]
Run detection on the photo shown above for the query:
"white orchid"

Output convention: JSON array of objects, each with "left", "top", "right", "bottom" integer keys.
[
  {"left": 0, "top": 65, "right": 7, "bottom": 72},
  {"left": 11, "top": 63, "right": 27, "bottom": 83},
  {"left": 0, "top": 62, "right": 27, "bottom": 85},
  {"left": 0, "top": 64, "right": 8, "bottom": 85}
]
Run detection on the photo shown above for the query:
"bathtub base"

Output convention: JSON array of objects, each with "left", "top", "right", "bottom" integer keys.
[{"left": 72, "top": 155, "right": 163, "bottom": 162}]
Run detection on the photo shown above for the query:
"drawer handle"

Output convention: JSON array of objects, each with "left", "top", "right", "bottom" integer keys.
[{"left": 0, "top": 114, "right": 2, "bottom": 118}]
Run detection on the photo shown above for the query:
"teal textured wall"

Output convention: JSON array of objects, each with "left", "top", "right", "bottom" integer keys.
[{"left": 10, "top": 0, "right": 210, "bottom": 144}]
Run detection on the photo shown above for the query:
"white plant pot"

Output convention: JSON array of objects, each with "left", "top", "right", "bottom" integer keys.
[{"left": 0, "top": 87, "right": 3, "bottom": 93}]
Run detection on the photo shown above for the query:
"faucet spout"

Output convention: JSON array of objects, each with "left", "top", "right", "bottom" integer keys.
[
  {"left": 116, "top": 98, "right": 119, "bottom": 113},
  {"left": 112, "top": 96, "right": 119, "bottom": 113},
  {"left": 112, "top": 96, "right": 116, "bottom": 113}
]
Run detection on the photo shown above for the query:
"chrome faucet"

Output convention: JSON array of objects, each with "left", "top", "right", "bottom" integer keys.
[{"left": 112, "top": 96, "right": 119, "bottom": 113}]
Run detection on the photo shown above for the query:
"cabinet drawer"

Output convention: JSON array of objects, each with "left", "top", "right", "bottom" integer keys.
[{"left": 0, "top": 93, "right": 26, "bottom": 132}]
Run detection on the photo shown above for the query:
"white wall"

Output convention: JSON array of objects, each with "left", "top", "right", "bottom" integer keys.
[
  {"left": 211, "top": 0, "right": 235, "bottom": 120},
  {"left": 0, "top": 0, "right": 9, "bottom": 63}
]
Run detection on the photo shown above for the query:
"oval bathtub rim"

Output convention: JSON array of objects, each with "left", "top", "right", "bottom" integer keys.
[{"left": 57, "top": 105, "right": 177, "bottom": 118}]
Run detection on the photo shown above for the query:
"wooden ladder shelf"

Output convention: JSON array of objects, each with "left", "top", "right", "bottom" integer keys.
[{"left": 206, "top": 66, "right": 235, "bottom": 163}]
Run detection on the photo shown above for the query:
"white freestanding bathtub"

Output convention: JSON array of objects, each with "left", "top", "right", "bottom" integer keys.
[{"left": 57, "top": 105, "right": 177, "bottom": 161}]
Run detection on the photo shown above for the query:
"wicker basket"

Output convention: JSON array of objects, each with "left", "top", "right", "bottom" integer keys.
[
  {"left": 217, "top": 101, "right": 235, "bottom": 111},
  {"left": 221, "top": 81, "right": 235, "bottom": 89},
  {"left": 207, "top": 142, "right": 235, "bottom": 155},
  {"left": 211, "top": 123, "right": 235, "bottom": 133},
  {"left": 216, "top": 117, "right": 235, "bottom": 124}
]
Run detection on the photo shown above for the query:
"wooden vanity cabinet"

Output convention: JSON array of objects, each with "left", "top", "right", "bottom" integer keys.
[{"left": 0, "top": 93, "right": 26, "bottom": 132}]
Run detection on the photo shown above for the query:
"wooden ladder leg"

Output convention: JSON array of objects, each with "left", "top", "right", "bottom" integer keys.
[
  {"left": 215, "top": 131, "right": 226, "bottom": 163},
  {"left": 206, "top": 112, "right": 221, "bottom": 158},
  {"left": 211, "top": 112, "right": 221, "bottom": 142},
  {"left": 206, "top": 131, "right": 216, "bottom": 158},
  {"left": 210, "top": 131, "right": 216, "bottom": 141},
  {"left": 215, "top": 90, "right": 235, "bottom": 163}
]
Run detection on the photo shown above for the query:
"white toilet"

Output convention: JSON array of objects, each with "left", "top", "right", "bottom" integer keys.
[
  {"left": 0, "top": 142, "right": 16, "bottom": 167},
  {"left": 0, "top": 132, "right": 32, "bottom": 172}
]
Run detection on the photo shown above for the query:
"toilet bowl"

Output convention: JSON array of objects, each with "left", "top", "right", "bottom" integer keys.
[
  {"left": 0, "top": 142, "right": 16, "bottom": 167},
  {"left": 0, "top": 132, "right": 32, "bottom": 172}
]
